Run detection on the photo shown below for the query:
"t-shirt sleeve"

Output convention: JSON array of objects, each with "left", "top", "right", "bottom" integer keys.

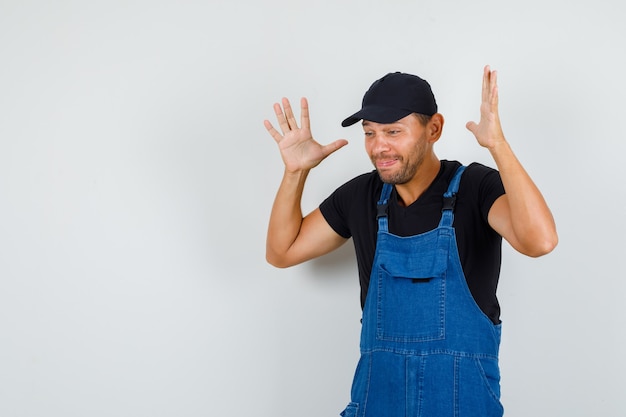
[
  {"left": 319, "top": 185, "right": 353, "bottom": 239},
  {"left": 469, "top": 163, "right": 506, "bottom": 223},
  {"left": 320, "top": 172, "right": 376, "bottom": 239}
]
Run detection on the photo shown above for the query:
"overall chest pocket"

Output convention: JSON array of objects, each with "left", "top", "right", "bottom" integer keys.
[{"left": 376, "top": 247, "right": 448, "bottom": 343}]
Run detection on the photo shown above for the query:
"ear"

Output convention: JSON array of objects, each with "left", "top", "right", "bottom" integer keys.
[{"left": 427, "top": 113, "right": 444, "bottom": 143}]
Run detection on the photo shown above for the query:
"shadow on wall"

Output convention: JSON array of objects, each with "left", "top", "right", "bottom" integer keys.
[{"left": 306, "top": 240, "right": 357, "bottom": 283}]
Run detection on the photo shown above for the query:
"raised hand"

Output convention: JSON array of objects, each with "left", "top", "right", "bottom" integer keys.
[
  {"left": 264, "top": 97, "right": 348, "bottom": 173},
  {"left": 465, "top": 66, "right": 506, "bottom": 150}
]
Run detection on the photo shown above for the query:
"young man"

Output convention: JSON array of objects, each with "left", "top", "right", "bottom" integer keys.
[{"left": 264, "top": 66, "right": 557, "bottom": 417}]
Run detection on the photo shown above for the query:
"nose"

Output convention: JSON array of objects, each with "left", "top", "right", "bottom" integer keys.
[{"left": 370, "top": 133, "right": 390, "bottom": 153}]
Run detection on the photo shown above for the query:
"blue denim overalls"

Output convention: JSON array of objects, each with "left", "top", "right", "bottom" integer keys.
[{"left": 341, "top": 166, "right": 504, "bottom": 417}]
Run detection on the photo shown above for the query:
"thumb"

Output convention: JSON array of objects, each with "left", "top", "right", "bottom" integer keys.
[
  {"left": 465, "top": 121, "right": 478, "bottom": 133},
  {"left": 321, "top": 139, "right": 349, "bottom": 157}
]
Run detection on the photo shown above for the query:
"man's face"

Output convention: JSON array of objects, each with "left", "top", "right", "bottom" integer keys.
[{"left": 363, "top": 114, "right": 431, "bottom": 185}]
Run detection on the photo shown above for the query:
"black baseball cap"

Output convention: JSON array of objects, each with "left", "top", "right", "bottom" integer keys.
[{"left": 341, "top": 72, "right": 438, "bottom": 127}]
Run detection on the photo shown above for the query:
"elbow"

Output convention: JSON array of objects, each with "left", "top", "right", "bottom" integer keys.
[
  {"left": 265, "top": 251, "right": 295, "bottom": 269},
  {"left": 265, "top": 252, "right": 284, "bottom": 268},
  {"left": 523, "top": 232, "right": 559, "bottom": 258},
  {"left": 266, "top": 256, "right": 288, "bottom": 269}
]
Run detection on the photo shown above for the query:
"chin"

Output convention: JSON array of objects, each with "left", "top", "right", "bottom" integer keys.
[{"left": 377, "top": 172, "right": 407, "bottom": 185}]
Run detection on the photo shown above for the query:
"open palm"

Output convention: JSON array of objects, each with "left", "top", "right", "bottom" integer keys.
[
  {"left": 264, "top": 97, "right": 348, "bottom": 173},
  {"left": 466, "top": 66, "right": 506, "bottom": 149}
]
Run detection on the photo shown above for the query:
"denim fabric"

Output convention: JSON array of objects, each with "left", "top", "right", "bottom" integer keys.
[{"left": 341, "top": 166, "right": 504, "bottom": 417}]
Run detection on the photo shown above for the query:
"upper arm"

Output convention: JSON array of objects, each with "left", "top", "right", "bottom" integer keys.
[
  {"left": 487, "top": 194, "right": 520, "bottom": 250},
  {"left": 487, "top": 194, "right": 557, "bottom": 257},
  {"left": 269, "top": 207, "right": 348, "bottom": 268}
]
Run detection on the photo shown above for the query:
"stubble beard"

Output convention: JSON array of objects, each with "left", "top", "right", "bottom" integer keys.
[
  {"left": 376, "top": 156, "right": 423, "bottom": 184},
  {"left": 373, "top": 142, "right": 427, "bottom": 185}
]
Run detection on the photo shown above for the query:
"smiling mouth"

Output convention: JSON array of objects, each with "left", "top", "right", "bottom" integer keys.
[{"left": 373, "top": 157, "right": 399, "bottom": 169}]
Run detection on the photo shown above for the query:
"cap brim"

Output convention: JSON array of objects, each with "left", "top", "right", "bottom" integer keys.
[{"left": 341, "top": 106, "right": 413, "bottom": 127}]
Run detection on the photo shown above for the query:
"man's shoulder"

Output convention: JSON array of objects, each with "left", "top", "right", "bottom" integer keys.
[
  {"left": 439, "top": 160, "right": 501, "bottom": 188},
  {"left": 465, "top": 161, "right": 499, "bottom": 176},
  {"left": 333, "top": 170, "right": 381, "bottom": 196},
  {"left": 342, "top": 169, "right": 380, "bottom": 185},
  {"left": 453, "top": 161, "right": 505, "bottom": 220},
  {"left": 320, "top": 170, "right": 382, "bottom": 217},
  {"left": 441, "top": 160, "right": 498, "bottom": 176},
  {"left": 320, "top": 170, "right": 381, "bottom": 239},
  {"left": 462, "top": 161, "right": 502, "bottom": 189}
]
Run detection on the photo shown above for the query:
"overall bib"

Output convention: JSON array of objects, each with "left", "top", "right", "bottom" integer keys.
[{"left": 341, "top": 166, "right": 504, "bottom": 417}]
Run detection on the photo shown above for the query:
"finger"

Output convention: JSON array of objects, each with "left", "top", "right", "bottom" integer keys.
[
  {"left": 481, "top": 65, "right": 490, "bottom": 104},
  {"left": 264, "top": 119, "right": 284, "bottom": 144},
  {"left": 282, "top": 97, "right": 299, "bottom": 130},
  {"left": 273, "top": 102, "right": 291, "bottom": 134},
  {"left": 300, "top": 97, "right": 310, "bottom": 130},
  {"left": 490, "top": 70, "right": 499, "bottom": 109}
]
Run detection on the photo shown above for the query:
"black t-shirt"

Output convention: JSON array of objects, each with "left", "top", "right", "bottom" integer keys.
[{"left": 319, "top": 160, "right": 506, "bottom": 324}]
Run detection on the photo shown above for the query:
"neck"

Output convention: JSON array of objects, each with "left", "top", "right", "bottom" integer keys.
[{"left": 394, "top": 155, "right": 441, "bottom": 207}]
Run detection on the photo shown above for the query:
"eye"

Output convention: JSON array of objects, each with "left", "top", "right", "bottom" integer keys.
[{"left": 364, "top": 131, "right": 374, "bottom": 138}]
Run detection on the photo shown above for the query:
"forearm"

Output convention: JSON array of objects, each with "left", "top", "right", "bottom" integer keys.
[
  {"left": 266, "top": 169, "right": 310, "bottom": 266},
  {"left": 489, "top": 139, "right": 558, "bottom": 256}
]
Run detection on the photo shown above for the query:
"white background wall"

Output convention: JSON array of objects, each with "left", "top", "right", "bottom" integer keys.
[{"left": 1, "top": 0, "right": 624, "bottom": 416}]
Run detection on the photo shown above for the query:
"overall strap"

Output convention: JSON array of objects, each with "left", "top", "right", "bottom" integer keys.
[
  {"left": 439, "top": 165, "right": 467, "bottom": 227},
  {"left": 376, "top": 183, "right": 393, "bottom": 232}
]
